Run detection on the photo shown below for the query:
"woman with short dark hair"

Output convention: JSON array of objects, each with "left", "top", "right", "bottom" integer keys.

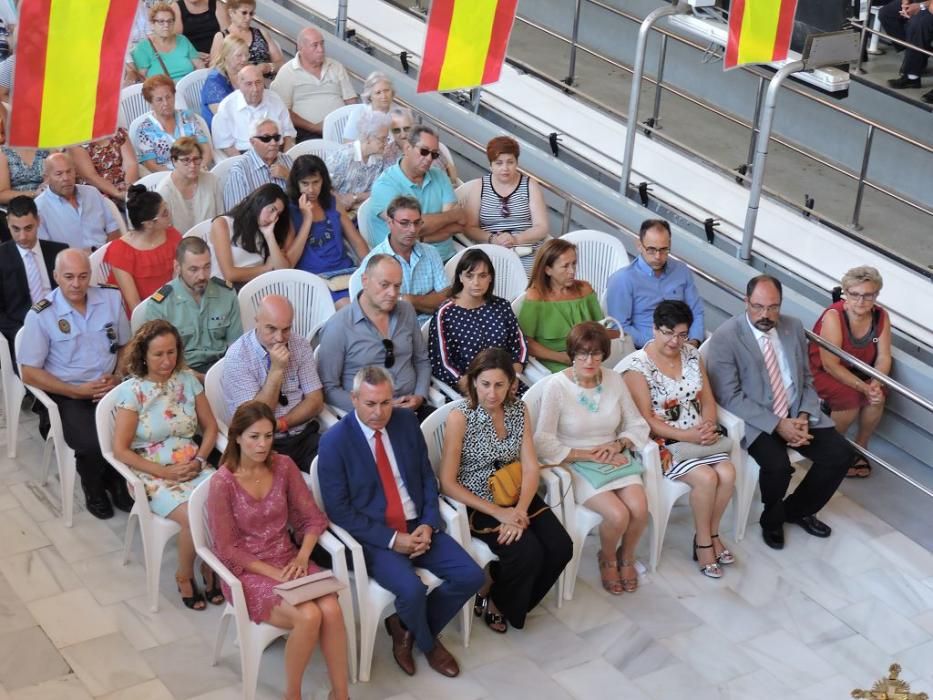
[{"left": 156, "top": 137, "right": 223, "bottom": 234}]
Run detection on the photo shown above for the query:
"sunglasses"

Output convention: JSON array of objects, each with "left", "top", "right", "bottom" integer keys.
[
  {"left": 382, "top": 339, "right": 395, "bottom": 369},
  {"left": 391, "top": 126, "right": 412, "bottom": 135},
  {"left": 500, "top": 196, "right": 510, "bottom": 218},
  {"left": 253, "top": 133, "right": 282, "bottom": 143},
  {"left": 416, "top": 146, "right": 441, "bottom": 160},
  {"left": 104, "top": 322, "right": 117, "bottom": 353}
]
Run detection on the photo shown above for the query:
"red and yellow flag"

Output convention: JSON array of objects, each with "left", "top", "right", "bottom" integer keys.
[
  {"left": 9, "top": 0, "right": 136, "bottom": 148},
  {"left": 417, "top": 0, "right": 518, "bottom": 94},
  {"left": 725, "top": 0, "right": 798, "bottom": 70}
]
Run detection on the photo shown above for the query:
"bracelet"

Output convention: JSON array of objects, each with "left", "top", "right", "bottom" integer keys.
[
  {"left": 488, "top": 233, "right": 496, "bottom": 243},
  {"left": 276, "top": 417, "right": 289, "bottom": 433},
  {"left": 194, "top": 456, "right": 206, "bottom": 467}
]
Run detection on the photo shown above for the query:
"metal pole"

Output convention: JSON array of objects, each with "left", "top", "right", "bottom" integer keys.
[
  {"left": 739, "top": 60, "right": 806, "bottom": 262},
  {"left": 470, "top": 87, "right": 482, "bottom": 114},
  {"left": 649, "top": 34, "right": 669, "bottom": 130},
  {"left": 744, "top": 76, "right": 766, "bottom": 176},
  {"left": 851, "top": 124, "right": 875, "bottom": 230},
  {"left": 564, "top": 0, "right": 583, "bottom": 86},
  {"left": 619, "top": 1, "right": 689, "bottom": 196},
  {"left": 336, "top": 0, "right": 348, "bottom": 39},
  {"left": 560, "top": 199, "right": 573, "bottom": 235}
]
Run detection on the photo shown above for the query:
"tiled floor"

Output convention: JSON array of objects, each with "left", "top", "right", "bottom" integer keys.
[{"left": 1, "top": 408, "right": 932, "bottom": 700}]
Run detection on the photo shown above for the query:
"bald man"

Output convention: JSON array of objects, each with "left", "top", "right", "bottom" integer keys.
[
  {"left": 222, "top": 294, "right": 324, "bottom": 471},
  {"left": 212, "top": 64, "right": 297, "bottom": 155},
  {"left": 35, "top": 153, "right": 121, "bottom": 249},
  {"left": 271, "top": 26, "right": 358, "bottom": 141}
]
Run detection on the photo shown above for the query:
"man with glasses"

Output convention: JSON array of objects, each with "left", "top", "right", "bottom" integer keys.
[
  {"left": 351, "top": 196, "right": 450, "bottom": 324},
  {"left": 18, "top": 248, "right": 132, "bottom": 519},
  {"left": 222, "top": 294, "right": 324, "bottom": 472},
  {"left": 222, "top": 116, "right": 295, "bottom": 210},
  {"left": 318, "top": 254, "right": 432, "bottom": 419},
  {"left": 606, "top": 218, "right": 704, "bottom": 349},
  {"left": 705, "top": 275, "right": 853, "bottom": 550},
  {"left": 212, "top": 64, "right": 296, "bottom": 157},
  {"left": 270, "top": 26, "right": 358, "bottom": 141},
  {"left": 366, "top": 125, "right": 464, "bottom": 262}
]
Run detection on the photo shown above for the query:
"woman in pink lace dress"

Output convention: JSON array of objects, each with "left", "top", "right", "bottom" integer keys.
[{"left": 207, "top": 401, "right": 349, "bottom": 700}]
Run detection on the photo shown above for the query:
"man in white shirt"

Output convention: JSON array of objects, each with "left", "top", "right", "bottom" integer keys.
[
  {"left": 270, "top": 26, "right": 358, "bottom": 141},
  {"left": 212, "top": 64, "right": 296, "bottom": 156}
]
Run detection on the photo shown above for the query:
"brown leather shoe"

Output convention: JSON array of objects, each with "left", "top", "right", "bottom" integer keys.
[
  {"left": 425, "top": 638, "right": 460, "bottom": 678},
  {"left": 384, "top": 614, "right": 415, "bottom": 676}
]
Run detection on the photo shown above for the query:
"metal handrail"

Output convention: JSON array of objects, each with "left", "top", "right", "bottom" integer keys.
[{"left": 850, "top": 17, "right": 933, "bottom": 60}]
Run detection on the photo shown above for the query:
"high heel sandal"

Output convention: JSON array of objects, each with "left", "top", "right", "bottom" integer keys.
[
  {"left": 176, "top": 574, "right": 206, "bottom": 610},
  {"left": 484, "top": 604, "right": 508, "bottom": 634},
  {"left": 711, "top": 534, "right": 735, "bottom": 565},
  {"left": 692, "top": 536, "right": 723, "bottom": 579},
  {"left": 619, "top": 560, "right": 639, "bottom": 593},
  {"left": 201, "top": 564, "right": 224, "bottom": 605},
  {"left": 597, "top": 551, "right": 624, "bottom": 595},
  {"left": 473, "top": 593, "right": 487, "bottom": 617}
]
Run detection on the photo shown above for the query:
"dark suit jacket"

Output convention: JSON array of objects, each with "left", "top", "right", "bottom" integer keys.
[
  {"left": 318, "top": 407, "right": 442, "bottom": 549},
  {"left": 706, "top": 313, "right": 833, "bottom": 447},
  {"left": 0, "top": 239, "right": 67, "bottom": 345}
]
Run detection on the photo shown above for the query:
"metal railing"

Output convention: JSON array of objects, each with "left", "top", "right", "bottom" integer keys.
[{"left": 850, "top": 14, "right": 933, "bottom": 75}]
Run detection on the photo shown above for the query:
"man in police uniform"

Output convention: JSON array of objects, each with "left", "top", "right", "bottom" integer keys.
[
  {"left": 19, "top": 249, "right": 133, "bottom": 519},
  {"left": 141, "top": 237, "right": 242, "bottom": 382}
]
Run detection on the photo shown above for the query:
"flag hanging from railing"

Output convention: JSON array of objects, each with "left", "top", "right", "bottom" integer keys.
[
  {"left": 417, "top": 0, "right": 519, "bottom": 93},
  {"left": 8, "top": 0, "right": 136, "bottom": 147},
  {"left": 725, "top": 0, "right": 798, "bottom": 70}
]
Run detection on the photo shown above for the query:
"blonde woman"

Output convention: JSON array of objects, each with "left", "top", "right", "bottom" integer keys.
[{"left": 200, "top": 34, "right": 249, "bottom": 129}]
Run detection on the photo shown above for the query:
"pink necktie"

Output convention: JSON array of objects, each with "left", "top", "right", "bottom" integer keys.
[
  {"left": 762, "top": 335, "right": 789, "bottom": 418},
  {"left": 24, "top": 249, "right": 44, "bottom": 304}
]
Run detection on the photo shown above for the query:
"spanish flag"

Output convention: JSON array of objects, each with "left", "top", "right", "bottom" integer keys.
[
  {"left": 8, "top": 0, "right": 136, "bottom": 148},
  {"left": 417, "top": 0, "right": 518, "bottom": 94},
  {"left": 724, "top": 0, "right": 798, "bottom": 70}
]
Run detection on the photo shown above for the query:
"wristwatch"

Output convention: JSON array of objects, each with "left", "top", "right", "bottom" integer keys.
[{"left": 194, "top": 456, "right": 206, "bottom": 467}]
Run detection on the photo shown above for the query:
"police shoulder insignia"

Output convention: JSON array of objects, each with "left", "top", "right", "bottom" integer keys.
[
  {"left": 31, "top": 299, "right": 51, "bottom": 313},
  {"left": 98, "top": 283, "right": 120, "bottom": 290},
  {"left": 211, "top": 276, "right": 234, "bottom": 289},
  {"left": 151, "top": 284, "right": 173, "bottom": 303}
]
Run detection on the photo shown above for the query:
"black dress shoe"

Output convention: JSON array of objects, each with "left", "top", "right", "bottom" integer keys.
[
  {"left": 888, "top": 75, "right": 921, "bottom": 89},
  {"left": 788, "top": 514, "right": 831, "bottom": 538},
  {"left": 106, "top": 481, "right": 134, "bottom": 513},
  {"left": 761, "top": 526, "right": 785, "bottom": 550},
  {"left": 84, "top": 493, "right": 114, "bottom": 520}
]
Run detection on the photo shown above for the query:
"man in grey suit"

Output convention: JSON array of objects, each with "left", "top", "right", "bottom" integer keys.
[{"left": 706, "top": 275, "right": 852, "bottom": 550}]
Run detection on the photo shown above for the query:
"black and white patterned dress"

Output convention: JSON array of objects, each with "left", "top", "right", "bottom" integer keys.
[{"left": 456, "top": 401, "right": 525, "bottom": 503}]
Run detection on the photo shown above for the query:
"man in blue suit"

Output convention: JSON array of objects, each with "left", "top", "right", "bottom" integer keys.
[{"left": 318, "top": 366, "right": 484, "bottom": 678}]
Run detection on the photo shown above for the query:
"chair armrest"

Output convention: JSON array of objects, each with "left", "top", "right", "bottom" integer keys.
[
  {"left": 318, "top": 406, "right": 341, "bottom": 430},
  {"left": 101, "top": 450, "right": 149, "bottom": 510},
  {"left": 637, "top": 440, "right": 664, "bottom": 513},
  {"left": 522, "top": 358, "right": 551, "bottom": 385},
  {"left": 193, "top": 542, "right": 251, "bottom": 614},
  {"left": 318, "top": 529, "right": 350, "bottom": 587},
  {"left": 214, "top": 432, "right": 228, "bottom": 453},
  {"left": 715, "top": 404, "right": 745, "bottom": 443},
  {"left": 326, "top": 521, "right": 372, "bottom": 616},
  {"left": 437, "top": 497, "right": 460, "bottom": 535},
  {"left": 431, "top": 378, "right": 461, "bottom": 403},
  {"left": 539, "top": 467, "right": 565, "bottom": 525}
]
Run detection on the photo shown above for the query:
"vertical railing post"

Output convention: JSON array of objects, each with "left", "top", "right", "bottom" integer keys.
[
  {"left": 743, "top": 76, "right": 766, "bottom": 178},
  {"left": 851, "top": 124, "right": 875, "bottom": 230},
  {"left": 564, "top": 0, "right": 583, "bottom": 86},
  {"left": 649, "top": 34, "right": 669, "bottom": 130},
  {"left": 560, "top": 200, "right": 573, "bottom": 235},
  {"left": 336, "top": 0, "right": 348, "bottom": 39}
]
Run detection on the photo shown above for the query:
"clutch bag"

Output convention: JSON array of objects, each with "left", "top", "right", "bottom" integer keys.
[{"left": 273, "top": 569, "right": 346, "bottom": 605}]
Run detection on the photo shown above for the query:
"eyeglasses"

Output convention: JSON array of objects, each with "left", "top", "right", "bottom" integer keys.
[
  {"left": 382, "top": 339, "right": 395, "bottom": 369},
  {"left": 573, "top": 351, "right": 603, "bottom": 361},
  {"left": 252, "top": 133, "right": 282, "bottom": 143},
  {"left": 278, "top": 391, "right": 289, "bottom": 407},
  {"left": 416, "top": 146, "right": 441, "bottom": 160},
  {"left": 148, "top": 209, "right": 170, "bottom": 222},
  {"left": 500, "top": 197, "right": 510, "bottom": 218},
  {"left": 846, "top": 291, "right": 878, "bottom": 302},
  {"left": 152, "top": 18, "right": 174, "bottom": 25},
  {"left": 643, "top": 246, "right": 671, "bottom": 256},
  {"left": 657, "top": 328, "right": 690, "bottom": 342},
  {"left": 391, "top": 218, "right": 423, "bottom": 229},
  {"left": 175, "top": 156, "right": 203, "bottom": 165},
  {"left": 391, "top": 126, "right": 412, "bottom": 135},
  {"left": 104, "top": 323, "right": 117, "bottom": 353},
  {"left": 748, "top": 303, "right": 781, "bottom": 314}
]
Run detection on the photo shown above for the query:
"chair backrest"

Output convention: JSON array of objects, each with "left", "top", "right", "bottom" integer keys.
[
  {"left": 210, "top": 154, "right": 245, "bottom": 193},
  {"left": 137, "top": 171, "right": 170, "bottom": 192},
  {"left": 419, "top": 399, "right": 465, "bottom": 472},
  {"left": 103, "top": 197, "right": 128, "bottom": 234},
  {"left": 562, "top": 230, "right": 630, "bottom": 302},
  {"left": 613, "top": 352, "right": 637, "bottom": 375},
  {"left": 130, "top": 296, "right": 152, "bottom": 333},
  {"left": 307, "top": 457, "right": 327, "bottom": 511},
  {"left": 176, "top": 68, "right": 211, "bottom": 119},
  {"left": 184, "top": 218, "right": 214, "bottom": 241},
  {"left": 322, "top": 104, "right": 361, "bottom": 143},
  {"left": 237, "top": 270, "right": 337, "bottom": 342},
  {"left": 89, "top": 242, "right": 112, "bottom": 286},
  {"left": 119, "top": 83, "right": 147, "bottom": 129},
  {"left": 443, "top": 244, "right": 527, "bottom": 302},
  {"left": 520, "top": 373, "right": 554, "bottom": 429},
  {"left": 286, "top": 138, "right": 343, "bottom": 160},
  {"left": 204, "top": 358, "right": 229, "bottom": 435},
  {"left": 454, "top": 180, "right": 475, "bottom": 208},
  {"left": 189, "top": 112, "right": 222, "bottom": 165},
  {"left": 355, "top": 197, "right": 377, "bottom": 248},
  {"left": 188, "top": 474, "right": 216, "bottom": 555},
  {"left": 510, "top": 291, "right": 526, "bottom": 320}
]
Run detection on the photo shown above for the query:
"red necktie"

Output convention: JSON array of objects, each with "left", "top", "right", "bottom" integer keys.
[{"left": 373, "top": 430, "right": 407, "bottom": 533}]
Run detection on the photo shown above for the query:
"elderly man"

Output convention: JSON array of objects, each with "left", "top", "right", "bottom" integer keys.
[
  {"left": 270, "top": 26, "right": 358, "bottom": 141},
  {"left": 35, "top": 153, "right": 121, "bottom": 250},
  {"left": 318, "top": 255, "right": 432, "bottom": 419},
  {"left": 19, "top": 249, "right": 132, "bottom": 519},
  {"left": 212, "top": 64, "right": 296, "bottom": 156},
  {"left": 318, "top": 365, "right": 483, "bottom": 678},
  {"left": 606, "top": 218, "right": 705, "bottom": 349},
  {"left": 223, "top": 294, "right": 323, "bottom": 471},
  {"left": 352, "top": 196, "right": 449, "bottom": 325},
  {"left": 366, "top": 125, "right": 464, "bottom": 262},
  {"left": 141, "top": 237, "right": 242, "bottom": 381},
  {"left": 222, "top": 117, "right": 295, "bottom": 210},
  {"left": 706, "top": 275, "right": 853, "bottom": 550}
]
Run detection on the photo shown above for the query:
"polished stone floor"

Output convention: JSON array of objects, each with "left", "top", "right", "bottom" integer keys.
[{"left": 1, "top": 408, "right": 933, "bottom": 700}]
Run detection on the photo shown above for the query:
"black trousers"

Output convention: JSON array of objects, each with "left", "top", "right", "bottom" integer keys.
[
  {"left": 878, "top": 0, "right": 933, "bottom": 76},
  {"left": 49, "top": 394, "right": 119, "bottom": 494},
  {"left": 469, "top": 494, "right": 572, "bottom": 629},
  {"left": 748, "top": 426, "right": 852, "bottom": 530},
  {"left": 273, "top": 420, "right": 320, "bottom": 473}
]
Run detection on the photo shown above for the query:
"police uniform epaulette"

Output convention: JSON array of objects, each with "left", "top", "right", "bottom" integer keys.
[
  {"left": 211, "top": 276, "right": 234, "bottom": 289},
  {"left": 31, "top": 299, "right": 51, "bottom": 313},
  {"left": 150, "top": 284, "right": 173, "bottom": 303},
  {"left": 97, "top": 283, "right": 120, "bottom": 290}
]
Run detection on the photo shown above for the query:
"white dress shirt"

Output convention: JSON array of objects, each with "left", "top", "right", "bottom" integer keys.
[
  {"left": 17, "top": 241, "right": 52, "bottom": 298},
  {"left": 210, "top": 89, "right": 297, "bottom": 151},
  {"left": 746, "top": 316, "right": 797, "bottom": 410}
]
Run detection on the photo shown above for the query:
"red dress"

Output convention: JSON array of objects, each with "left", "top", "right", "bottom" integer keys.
[
  {"left": 104, "top": 227, "right": 182, "bottom": 309},
  {"left": 808, "top": 300, "right": 888, "bottom": 411}
]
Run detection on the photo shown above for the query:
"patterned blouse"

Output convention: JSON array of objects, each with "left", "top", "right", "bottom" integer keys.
[
  {"left": 1, "top": 147, "right": 49, "bottom": 192},
  {"left": 135, "top": 110, "right": 209, "bottom": 168},
  {"left": 325, "top": 142, "right": 386, "bottom": 198},
  {"left": 456, "top": 400, "right": 525, "bottom": 503},
  {"left": 78, "top": 129, "right": 129, "bottom": 190},
  {"left": 626, "top": 343, "right": 704, "bottom": 430}
]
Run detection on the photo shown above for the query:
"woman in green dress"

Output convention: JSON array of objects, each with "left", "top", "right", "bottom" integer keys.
[{"left": 518, "top": 238, "right": 617, "bottom": 372}]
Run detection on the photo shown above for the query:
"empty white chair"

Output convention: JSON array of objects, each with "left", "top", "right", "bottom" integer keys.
[
  {"left": 203, "top": 359, "right": 229, "bottom": 452},
  {"left": 443, "top": 244, "right": 527, "bottom": 303},
  {"left": 89, "top": 242, "right": 113, "bottom": 287},
  {"left": 183, "top": 218, "right": 214, "bottom": 241},
  {"left": 237, "top": 270, "right": 336, "bottom": 344},
  {"left": 118, "top": 83, "right": 148, "bottom": 129},
  {"left": 136, "top": 171, "right": 170, "bottom": 192},
  {"left": 104, "top": 197, "right": 128, "bottom": 234},
  {"left": 562, "top": 229, "right": 630, "bottom": 310},
  {"left": 0, "top": 333, "right": 25, "bottom": 458},
  {"left": 322, "top": 104, "right": 361, "bottom": 143},
  {"left": 176, "top": 68, "right": 211, "bottom": 121},
  {"left": 355, "top": 197, "right": 379, "bottom": 248},
  {"left": 286, "top": 138, "right": 343, "bottom": 160}
]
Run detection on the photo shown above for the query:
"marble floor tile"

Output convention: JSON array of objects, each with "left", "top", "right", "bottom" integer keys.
[
  {"left": 850, "top": 568, "right": 933, "bottom": 617},
  {"left": 633, "top": 662, "right": 720, "bottom": 700},
  {"left": 60, "top": 632, "right": 155, "bottom": 696},
  {"left": 8, "top": 482, "right": 65, "bottom": 524},
  {"left": 660, "top": 624, "right": 759, "bottom": 686},
  {"left": 0, "top": 508, "right": 50, "bottom": 559},
  {"left": 768, "top": 591, "right": 855, "bottom": 647},
  {"left": 742, "top": 628, "right": 835, "bottom": 689},
  {"left": 472, "top": 657, "right": 572, "bottom": 700},
  {"left": 580, "top": 618, "right": 678, "bottom": 679},
  {"left": 819, "top": 496, "right": 896, "bottom": 540},
  {"left": 912, "top": 609, "right": 933, "bottom": 636},
  {"left": 610, "top": 589, "right": 703, "bottom": 641},
  {"left": 679, "top": 587, "right": 779, "bottom": 643},
  {"left": 108, "top": 592, "right": 202, "bottom": 651},
  {"left": 141, "top": 634, "right": 241, "bottom": 699},
  {"left": 724, "top": 555, "right": 797, "bottom": 607},
  {"left": 37, "top": 516, "right": 123, "bottom": 565},
  {"left": 868, "top": 531, "right": 933, "bottom": 580},
  {"left": 834, "top": 598, "right": 931, "bottom": 654},
  {"left": 97, "top": 679, "right": 175, "bottom": 700},
  {"left": 0, "top": 488, "right": 17, "bottom": 511},
  {"left": 797, "top": 674, "right": 864, "bottom": 700},
  {"left": 552, "top": 658, "right": 649, "bottom": 700},
  {"left": 0, "top": 627, "right": 70, "bottom": 691},
  {"left": 26, "top": 588, "right": 119, "bottom": 648},
  {"left": 0, "top": 547, "right": 82, "bottom": 603},
  {"left": 896, "top": 639, "right": 933, "bottom": 687},
  {"left": 6, "top": 675, "right": 93, "bottom": 700},
  {"left": 810, "top": 530, "right": 885, "bottom": 577},
  {"left": 0, "top": 571, "right": 37, "bottom": 634},
  {"left": 779, "top": 558, "right": 871, "bottom": 612},
  {"left": 498, "top": 610, "right": 597, "bottom": 673},
  {"left": 185, "top": 687, "right": 280, "bottom": 700},
  {"left": 810, "top": 634, "right": 906, "bottom": 690},
  {"left": 540, "top": 578, "right": 624, "bottom": 634},
  {"left": 70, "top": 551, "right": 149, "bottom": 607},
  {"left": 720, "top": 668, "right": 793, "bottom": 700}
]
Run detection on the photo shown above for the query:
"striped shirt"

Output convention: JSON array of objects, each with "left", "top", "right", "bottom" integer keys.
[
  {"left": 478, "top": 174, "right": 532, "bottom": 234},
  {"left": 223, "top": 149, "right": 294, "bottom": 211}
]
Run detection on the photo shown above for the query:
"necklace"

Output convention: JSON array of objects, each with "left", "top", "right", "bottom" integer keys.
[{"left": 571, "top": 367, "right": 603, "bottom": 414}]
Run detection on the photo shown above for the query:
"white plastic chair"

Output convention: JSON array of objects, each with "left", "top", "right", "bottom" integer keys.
[
  {"left": 0, "top": 333, "right": 25, "bottom": 458},
  {"left": 176, "top": 68, "right": 211, "bottom": 121},
  {"left": 286, "top": 139, "right": 343, "bottom": 160},
  {"left": 188, "top": 473, "right": 358, "bottom": 697},
  {"left": 183, "top": 219, "right": 214, "bottom": 241},
  {"left": 211, "top": 155, "right": 246, "bottom": 193},
  {"left": 15, "top": 329, "right": 77, "bottom": 527},
  {"left": 103, "top": 197, "right": 128, "bottom": 235},
  {"left": 96, "top": 387, "right": 181, "bottom": 612},
  {"left": 322, "top": 104, "right": 361, "bottom": 143},
  {"left": 89, "top": 243, "right": 112, "bottom": 286},
  {"left": 130, "top": 296, "right": 152, "bottom": 334},
  {"left": 509, "top": 293, "right": 553, "bottom": 385},
  {"left": 443, "top": 244, "right": 527, "bottom": 303},
  {"left": 562, "top": 230, "right": 630, "bottom": 311},
  {"left": 307, "top": 457, "right": 466, "bottom": 682},
  {"left": 355, "top": 197, "right": 380, "bottom": 248},
  {"left": 119, "top": 83, "right": 148, "bottom": 129},
  {"left": 203, "top": 359, "right": 229, "bottom": 453},
  {"left": 136, "top": 171, "right": 170, "bottom": 192},
  {"left": 237, "top": 270, "right": 336, "bottom": 344}
]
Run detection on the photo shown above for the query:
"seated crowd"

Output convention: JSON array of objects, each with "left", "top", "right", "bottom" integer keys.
[{"left": 0, "top": 6, "right": 895, "bottom": 699}]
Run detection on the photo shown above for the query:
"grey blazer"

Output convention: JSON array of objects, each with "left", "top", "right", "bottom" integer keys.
[{"left": 705, "top": 313, "right": 833, "bottom": 447}]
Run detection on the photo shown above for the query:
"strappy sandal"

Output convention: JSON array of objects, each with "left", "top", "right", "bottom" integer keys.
[
  {"left": 846, "top": 456, "right": 872, "bottom": 479},
  {"left": 597, "top": 550, "right": 624, "bottom": 595},
  {"left": 473, "top": 593, "right": 487, "bottom": 618},
  {"left": 619, "top": 559, "right": 639, "bottom": 593},
  {"left": 201, "top": 563, "right": 224, "bottom": 605},
  {"left": 483, "top": 600, "right": 508, "bottom": 634},
  {"left": 711, "top": 534, "right": 735, "bottom": 565},
  {"left": 176, "top": 574, "right": 206, "bottom": 610},
  {"left": 692, "top": 536, "right": 723, "bottom": 579}
]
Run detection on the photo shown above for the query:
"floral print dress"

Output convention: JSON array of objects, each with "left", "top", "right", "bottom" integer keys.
[{"left": 114, "top": 369, "right": 214, "bottom": 516}]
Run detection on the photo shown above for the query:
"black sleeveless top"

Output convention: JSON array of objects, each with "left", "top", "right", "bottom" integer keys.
[{"left": 179, "top": 0, "right": 220, "bottom": 54}]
